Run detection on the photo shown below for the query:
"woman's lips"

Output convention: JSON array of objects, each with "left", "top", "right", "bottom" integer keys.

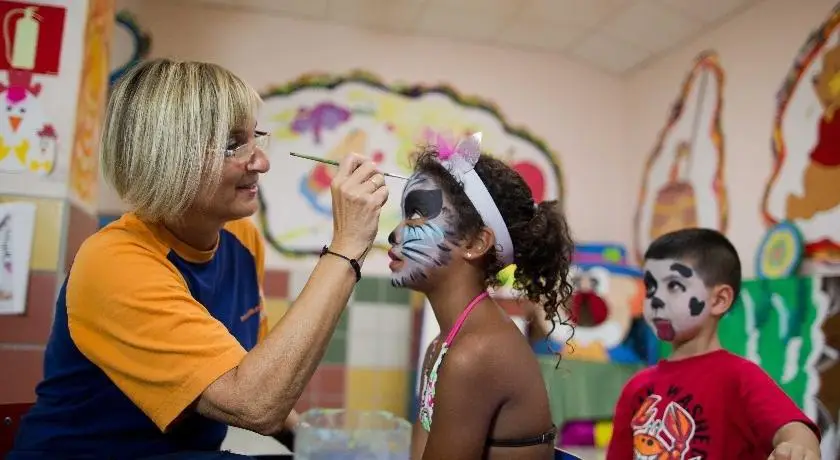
[{"left": 237, "top": 183, "right": 258, "bottom": 195}]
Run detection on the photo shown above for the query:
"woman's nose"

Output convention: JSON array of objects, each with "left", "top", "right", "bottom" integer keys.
[
  {"left": 248, "top": 147, "right": 270, "bottom": 173},
  {"left": 388, "top": 229, "right": 398, "bottom": 245}
]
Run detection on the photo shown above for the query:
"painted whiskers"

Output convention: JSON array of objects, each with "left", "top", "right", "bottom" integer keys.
[{"left": 392, "top": 217, "right": 459, "bottom": 288}]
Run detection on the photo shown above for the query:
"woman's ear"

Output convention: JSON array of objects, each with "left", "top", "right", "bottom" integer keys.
[{"left": 463, "top": 227, "right": 495, "bottom": 260}]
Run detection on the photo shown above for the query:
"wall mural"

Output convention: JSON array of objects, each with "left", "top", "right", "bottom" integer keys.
[
  {"left": 0, "top": 70, "right": 57, "bottom": 176},
  {"left": 763, "top": 3, "right": 840, "bottom": 265},
  {"left": 633, "top": 51, "right": 727, "bottom": 263},
  {"left": 256, "top": 72, "right": 563, "bottom": 256},
  {"left": 657, "top": 276, "right": 839, "bottom": 459},
  {"left": 68, "top": 0, "right": 114, "bottom": 212},
  {"left": 108, "top": 10, "right": 151, "bottom": 87},
  {"left": 532, "top": 243, "right": 655, "bottom": 365}
]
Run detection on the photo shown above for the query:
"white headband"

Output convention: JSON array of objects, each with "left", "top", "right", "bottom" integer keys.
[{"left": 437, "top": 133, "right": 515, "bottom": 266}]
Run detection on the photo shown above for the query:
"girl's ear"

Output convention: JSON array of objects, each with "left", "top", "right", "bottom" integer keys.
[{"left": 463, "top": 227, "right": 495, "bottom": 260}]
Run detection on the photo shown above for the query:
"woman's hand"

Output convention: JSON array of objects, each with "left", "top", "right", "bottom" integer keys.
[{"left": 329, "top": 153, "right": 389, "bottom": 260}]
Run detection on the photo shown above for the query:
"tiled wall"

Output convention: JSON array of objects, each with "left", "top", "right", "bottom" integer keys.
[
  {"left": 272, "top": 271, "right": 416, "bottom": 418},
  {"left": 0, "top": 198, "right": 99, "bottom": 404}
]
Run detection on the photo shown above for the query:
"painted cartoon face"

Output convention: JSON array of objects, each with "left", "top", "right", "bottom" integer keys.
[
  {"left": 642, "top": 259, "right": 710, "bottom": 342},
  {"left": 388, "top": 173, "right": 460, "bottom": 288}
]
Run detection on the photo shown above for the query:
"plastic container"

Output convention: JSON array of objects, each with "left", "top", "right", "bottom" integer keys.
[{"left": 295, "top": 409, "right": 411, "bottom": 460}]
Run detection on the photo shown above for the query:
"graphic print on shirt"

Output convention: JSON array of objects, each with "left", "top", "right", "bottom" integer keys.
[{"left": 631, "top": 394, "right": 701, "bottom": 460}]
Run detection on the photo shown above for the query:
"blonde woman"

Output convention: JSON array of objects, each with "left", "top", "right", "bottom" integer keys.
[{"left": 9, "top": 59, "right": 389, "bottom": 460}]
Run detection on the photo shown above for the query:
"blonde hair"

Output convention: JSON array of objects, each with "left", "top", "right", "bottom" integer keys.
[{"left": 100, "top": 58, "right": 261, "bottom": 222}]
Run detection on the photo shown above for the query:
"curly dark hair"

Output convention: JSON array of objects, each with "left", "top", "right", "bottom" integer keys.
[{"left": 413, "top": 145, "right": 576, "bottom": 340}]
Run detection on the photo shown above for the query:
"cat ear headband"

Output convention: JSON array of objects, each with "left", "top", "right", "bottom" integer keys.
[{"left": 436, "top": 132, "right": 514, "bottom": 266}]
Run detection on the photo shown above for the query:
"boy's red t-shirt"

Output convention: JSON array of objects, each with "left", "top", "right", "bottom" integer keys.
[{"left": 606, "top": 350, "right": 819, "bottom": 460}]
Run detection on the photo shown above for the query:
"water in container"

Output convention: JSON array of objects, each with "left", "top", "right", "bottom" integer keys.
[{"left": 295, "top": 409, "right": 411, "bottom": 460}]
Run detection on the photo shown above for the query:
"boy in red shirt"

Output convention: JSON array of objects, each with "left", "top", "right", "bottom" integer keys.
[{"left": 606, "top": 228, "right": 820, "bottom": 460}]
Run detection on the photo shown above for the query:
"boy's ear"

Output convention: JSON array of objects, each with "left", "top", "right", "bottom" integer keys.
[
  {"left": 709, "top": 284, "right": 735, "bottom": 316},
  {"left": 463, "top": 227, "right": 495, "bottom": 261}
]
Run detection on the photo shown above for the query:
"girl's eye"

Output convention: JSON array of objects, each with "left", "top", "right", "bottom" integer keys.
[
  {"left": 408, "top": 211, "right": 423, "bottom": 220},
  {"left": 667, "top": 281, "right": 685, "bottom": 292}
]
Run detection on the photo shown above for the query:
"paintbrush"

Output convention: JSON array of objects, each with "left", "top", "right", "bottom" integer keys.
[{"left": 289, "top": 152, "right": 409, "bottom": 180}]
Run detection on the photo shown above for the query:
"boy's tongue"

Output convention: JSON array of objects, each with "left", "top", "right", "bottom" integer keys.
[{"left": 653, "top": 318, "right": 676, "bottom": 341}]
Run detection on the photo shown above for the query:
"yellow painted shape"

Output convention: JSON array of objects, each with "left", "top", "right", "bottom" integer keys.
[
  {"left": 13, "top": 139, "right": 30, "bottom": 164},
  {"left": 345, "top": 368, "right": 408, "bottom": 418},
  {"left": 0, "top": 196, "right": 63, "bottom": 271},
  {"left": 594, "top": 420, "right": 613, "bottom": 448},
  {"left": 263, "top": 297, "right": 289, "bottom": 330}
]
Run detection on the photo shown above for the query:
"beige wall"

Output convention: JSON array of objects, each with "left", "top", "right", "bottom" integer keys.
[{"left": 104, "top": 0, "right": 840, "bottom": 277}]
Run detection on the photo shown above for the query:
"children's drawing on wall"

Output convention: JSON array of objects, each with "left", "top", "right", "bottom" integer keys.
[
  {"left": 69, "top": 0, "right": 114, "bottom": 211},
  {"left": 530, "top": 244, "right": 655, "bottom": 365},
  {"left": 257, "top": 72, "right": 563, "bottom": 256},
  {"left": 0, "top": 201, "right": 36, "bottom": 315},
  {"left": 634, "top": 51, "right": 727, "bottom": 263},
  {"left": 764, "top": 4, "right": 840, "bottom": 265},
  {"left": 0, "top": 70, "right": 57, "bottom": 175},
  {"left": 109, "top": 10, "right": 151, "bottom": 87}
]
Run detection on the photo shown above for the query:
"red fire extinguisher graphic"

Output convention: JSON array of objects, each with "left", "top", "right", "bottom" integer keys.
[{"left": 3, "top": 6, "right": 42, "bottom": 71}]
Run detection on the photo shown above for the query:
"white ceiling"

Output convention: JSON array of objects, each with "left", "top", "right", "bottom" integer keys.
[{"left": 180, "top": 0, "right": 762, "bottom": 74}]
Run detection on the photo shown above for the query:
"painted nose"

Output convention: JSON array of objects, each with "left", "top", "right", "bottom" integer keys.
[
  {"left": 9, "top": 115, "right": 21, "bottom": 132},
  {"left": 651, "top": 297, "right": 665, "bottom": 310},
  {"left": 388, "top": 229, "right": 397, "bottom": 245}
]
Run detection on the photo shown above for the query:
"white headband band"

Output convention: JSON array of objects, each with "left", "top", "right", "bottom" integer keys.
[{"left": 437, "top": 133, "right": 514, "bottom": 267}]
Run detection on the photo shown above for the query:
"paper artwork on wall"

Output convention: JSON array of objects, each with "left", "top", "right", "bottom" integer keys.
[
  {"left": 68, "top": 0, "right": 114, "bottom": 213},
  {"left": 0, "top": 70, "right": 57, "bottom": 176},
  {"left": 763, "top": 3, "right": 840, "bottom": 265},
  {"left": 0, "top": 201, "right": 36, "bottom": 315},
  {"left": 633, "top": 51, "right": 727, "bottom": 262},
  {"left": 256, "top": 71, "right": 563, "bottom": 256}
]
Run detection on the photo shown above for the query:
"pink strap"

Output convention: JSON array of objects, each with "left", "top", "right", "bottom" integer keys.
[{"left": 443, "top": 291, "right": 490, "bottom": 344}]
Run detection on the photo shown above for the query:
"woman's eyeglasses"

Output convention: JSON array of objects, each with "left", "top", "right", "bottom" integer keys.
[{"left": 224, "top": 130, "right": 270, "bottom": 161}]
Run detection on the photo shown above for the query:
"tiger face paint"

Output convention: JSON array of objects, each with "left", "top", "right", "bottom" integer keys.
[{"left": 388, "top": 173, "right": 460, "bottom": 289}]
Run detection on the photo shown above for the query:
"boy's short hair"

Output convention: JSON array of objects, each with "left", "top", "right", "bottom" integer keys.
[{"left": 643, "top": 228, "right": 742, "bottom": 299}]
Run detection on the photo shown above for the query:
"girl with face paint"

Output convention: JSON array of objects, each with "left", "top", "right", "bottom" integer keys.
[{"left": 388, "top": 144, "right": 576, "bottom": 460}]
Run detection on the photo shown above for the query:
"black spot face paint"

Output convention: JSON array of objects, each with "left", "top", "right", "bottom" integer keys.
[
  {"left": 669, "top": 263, "right": 694, "bottom": 278},
  {"left": 689, "top": 297, "right": 706, "bottom": 316},
  {"left": 644, "top": 271, "right": 658, "bottom": 298},
  {"left": 642, "top": 259, "right": 712, "bottom": 343},
  {"left": 403, "top": 189, "right": 443, "bottom": 220}
]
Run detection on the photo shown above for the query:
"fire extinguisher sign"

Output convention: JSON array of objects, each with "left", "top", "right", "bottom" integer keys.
[{"left": 0, "top": 2, "right": 66, "bottom": 76}]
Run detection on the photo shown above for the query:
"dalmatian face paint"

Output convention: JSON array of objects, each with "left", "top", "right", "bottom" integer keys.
[
  {"left": 642, "top": 259, "right": 710, "bottom": 342},
  {"left": 387, "top": 173, "right": 460, "bottom": 289}
]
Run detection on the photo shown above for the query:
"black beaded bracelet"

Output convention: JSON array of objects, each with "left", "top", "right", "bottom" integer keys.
[{"left": 320, "top": 245, "right": 362, "bottom": 283}]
